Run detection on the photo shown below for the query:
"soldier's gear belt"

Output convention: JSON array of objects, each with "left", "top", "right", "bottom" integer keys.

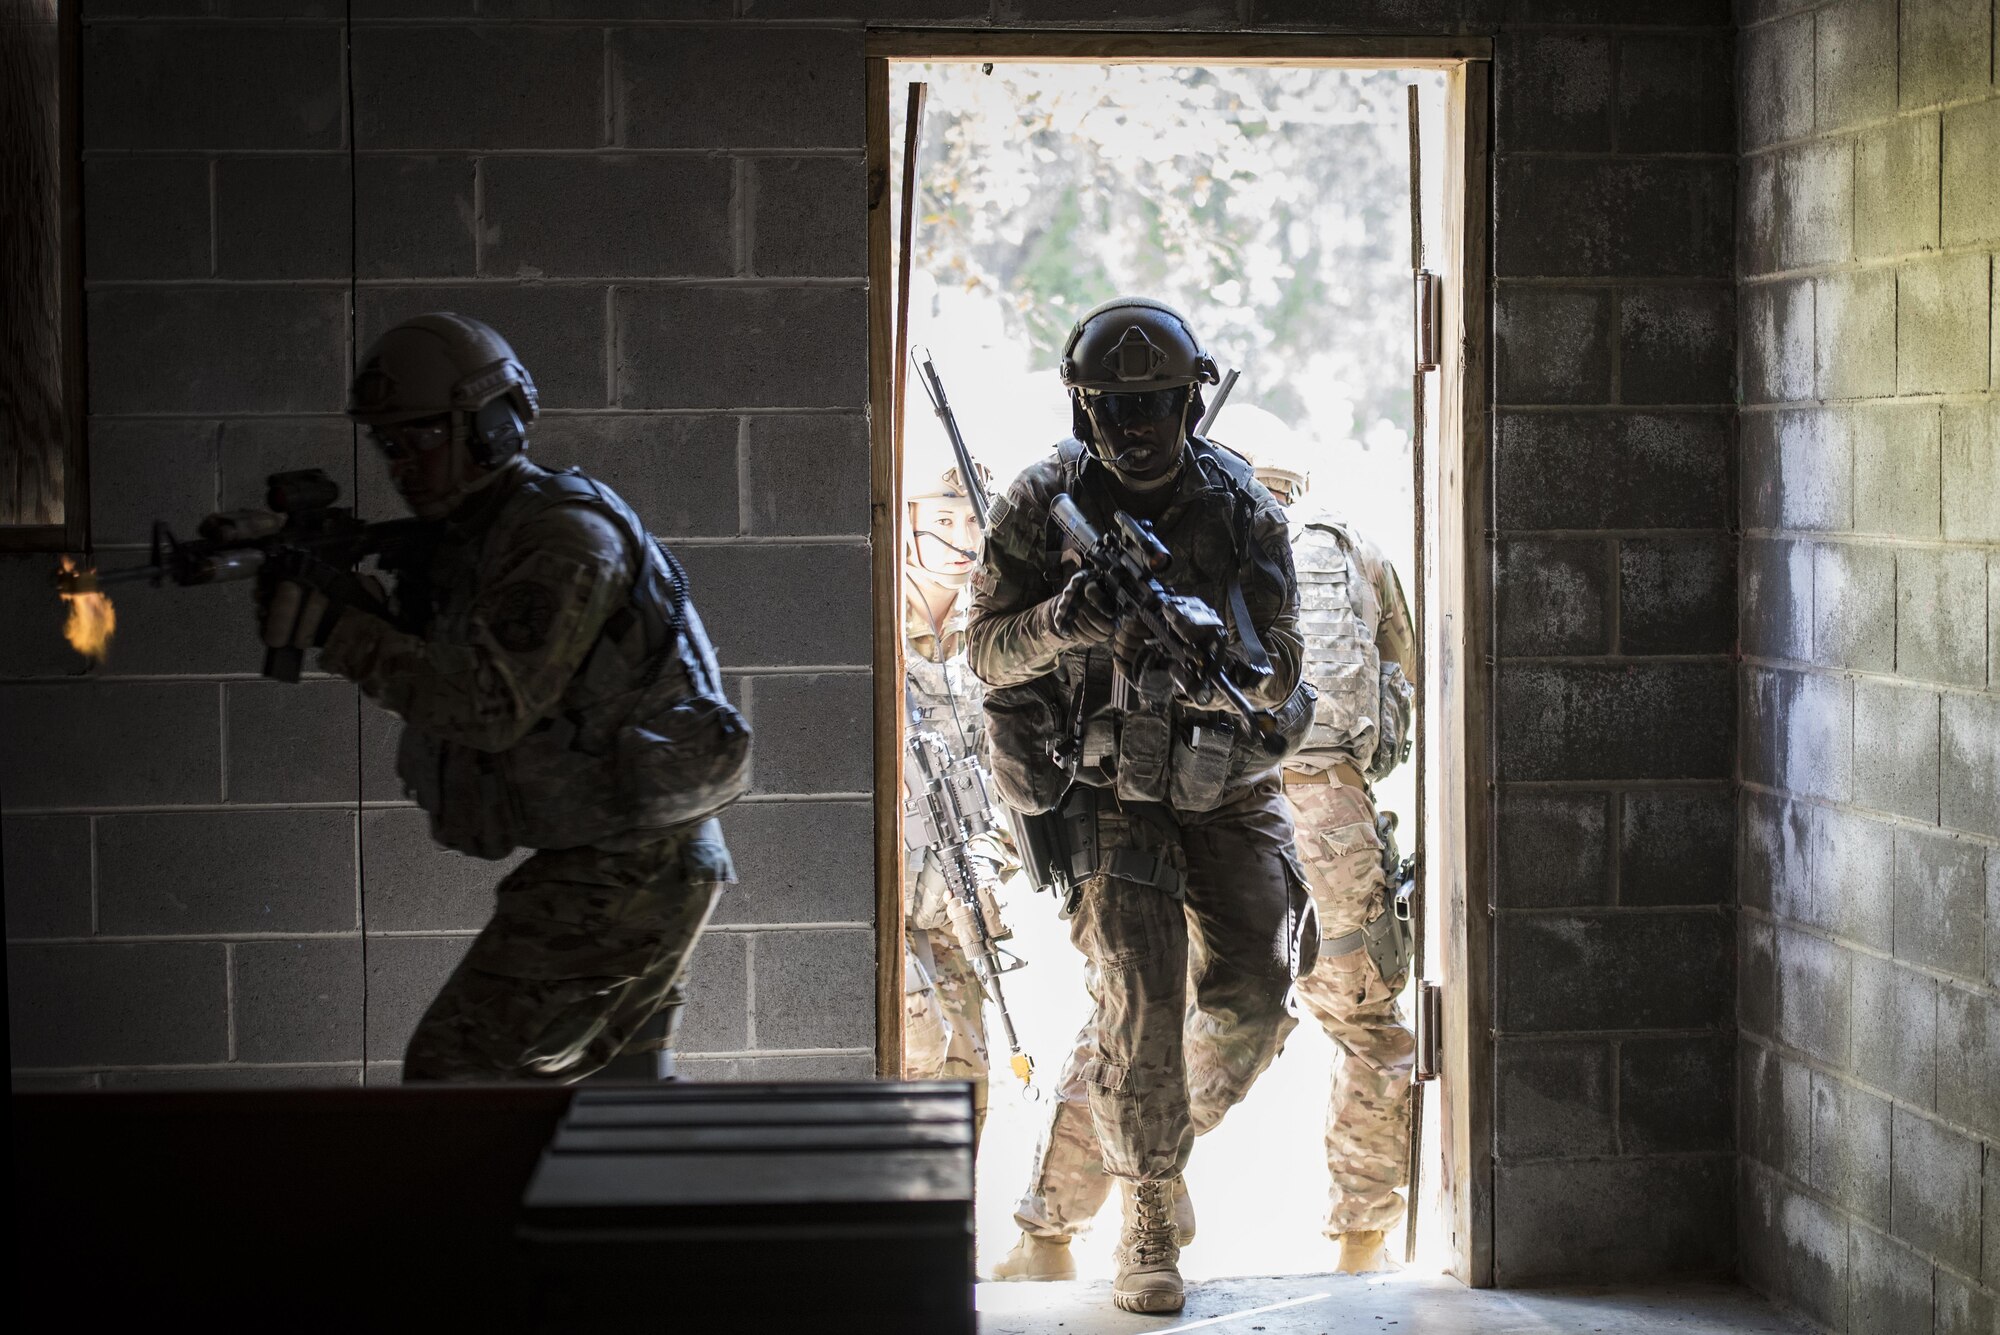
[{"left": 1283, "top": 760, "right": 1366, "bottom": 789}]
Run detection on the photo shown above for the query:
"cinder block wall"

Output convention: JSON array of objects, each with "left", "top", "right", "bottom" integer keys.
[
  {"left": 1736, "top": 0, "right": 1999, "bottom": 1329},
  {"left": 4, "top": 0, "right": 1743, "bottom": 1286}
]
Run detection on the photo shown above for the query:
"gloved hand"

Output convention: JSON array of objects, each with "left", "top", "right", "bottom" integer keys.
[
  {"left": 260, "top": 579, "right": 345, "bottom": 651},
  {"left": 1109, "top": 616, "right": 1152, "bottom": 677},
  {"left": 1050, "top": 569, "right": 1117, "bottom": 645}
]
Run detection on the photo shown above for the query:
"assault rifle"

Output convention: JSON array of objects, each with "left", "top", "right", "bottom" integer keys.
[
  {"left": 56, "top": 469, "right": 433, "bottom": 683},
  {"left": 1048, "top": 493, "right": 1289, "bottom": 756},
  {"left": 903, "top": 715, "right": 1037, "bottom": 1095}
]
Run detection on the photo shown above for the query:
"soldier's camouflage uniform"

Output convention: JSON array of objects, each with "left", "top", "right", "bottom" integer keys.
[
  {"left": 1011, "top": 503, "right": 1418, "bottom": 1241},
  {"left": 902, "top": 588, "right": 996, "bottom": 1121},
  {"left": 970, "top": 438, "right": 1310, "bottom": 1191},
  {"left": 320, "top": 457, "right": 748, "bottom": 1081}
]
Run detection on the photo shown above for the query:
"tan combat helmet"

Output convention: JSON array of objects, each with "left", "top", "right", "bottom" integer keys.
[
  {"left": 348, "top": 312, "right": 539, "bottom": 467},
  {"left": 1216, "top": 404, "right": 1313, "bottom": 506}
]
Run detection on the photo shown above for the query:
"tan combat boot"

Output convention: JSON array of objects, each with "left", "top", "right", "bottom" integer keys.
[
  {"left": 1335, "top": 1229, "right": 1389, "bottom": 1274},
  {"left": 1112, "top": 1180, "right": 1184, "bottom": 1314},
  {"left": 990, "top": 1232, "right": 1075, "bottom": 1282},
  {"left": 1172, "top": 1173, "right": 1197, "bottom": 1245}
]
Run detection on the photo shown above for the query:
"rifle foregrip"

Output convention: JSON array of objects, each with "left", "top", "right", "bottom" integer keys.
[{"left": 1048, "top": 493, "right": 1100, "bottom": 551}]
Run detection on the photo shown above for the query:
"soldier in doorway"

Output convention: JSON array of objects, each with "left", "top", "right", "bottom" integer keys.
[
  {"left": 989, "top": 426, "right": 1418, "bottom": 1280},
  {"left": 901, "top": 452, "right": 1016, "bottom": 1142},
  {"left": 968, "top": 297, "right": 1314, "bottom": 1315},
  {"left": 253, "top": 312, "right": 750, "bottom": 1082}
]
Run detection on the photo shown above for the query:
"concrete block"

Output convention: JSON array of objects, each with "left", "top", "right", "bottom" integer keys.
[
  {"left": 1740, "top": 1041, "right": 1812, "bottom": 1179},
  {"left": 1740, "top": 789, "right": 1810, "bottom": 918},
  {"left": 1776, "top": 139, "right": 1855, "bottom": 270},
  {"left": 83, "top": 157, "right": 209, "bottom": 280},
  {"left": 748, "top": 928, "right": 875, "bottom": 1051},
  {"left": 742, "top": 0, "right": 976, "bottom": 15},
  {"left": 1854, "top": 679, "right": 1941, "bottom": 821},
  {"left": 1815, "top": 0, "right": 1899, "bottom": 132},
  {"left": 1942, "top": 98, "right": 2000, "bottom": 247},
  {"left": 1851, "top": 952, "right": 1938, "bottom": 1109},
  {"left": 1742, "top": 667, "right": 1852, "bottom": 802},
  {"left": 481, "top": 156, "right": 731, "bottom": 279},
  {"left": 612, "top": 28, "right": 864, "bottom": 150},
  {"left": 1495, "top": 538, "right": 1610, "bottom": 656},
  {"left": 1495, "top": 158, "right": 1731, "bottom": 279},
  {"left": 89, "top": 287, "right": 349, "bottom": 416},
  {"left": 480, "top": 0, "right": 731, "bottom": 14},
  {"left": 1993, "top": 557, "right": 1999, "bottom": 695},
  {"left": 0, "top": 682, "right": 220, "bottom": 809},
  {"left": 1774, "top": 408, "right": 1853, "bottom": 532},
  {"left": 7, "top": 942, "right": 227, "bottom": 1067},
  {"left": 742, "top": 413, "right": 871, "bottom": 537},
  {"left": 1741, "top": 279, "right": 1813, "bottom": 405},
  {"left": 352, "top": 25, "right": 602, "bottom": 150},
  {"left": 741, "top": 672, "right": 871, "bottom": 795},
  {"left": 999, "top": 0, "right": 1237, "bottom": 23},
  {"left": 97, "top": 810, "right": 357, "bottom": 936},
  {"left": 676, "top": 1052, "right": 874, "bottom": 1081},
  {"left": 1894, "top": 826, "right": 1988, "bottom": 983},
  {"left": 1739, "top": 153, "right": 1780, "bottom": 279},
  {"left": 1739, "top": 10, "right": 1814, "bottom": 150},
  {"left": 101, "top": 1066, "right": 362, "bottom": 1090},
  {"left": 1990, "top": 1142, "right": 2000, "bottom": 1297},
  {"left": 1941, "top": 693, "right": 2000, "bottom": 838},
  {"left": 223, "top": 680, "right": 359, "bottom": 805},
  {"left": 1494, "top": 32, "right": 1611, "bottom": 154},
  {"left": 362, "top": 934, "right": 472, "bottom": 1060},
  {"left": 1740, "top": 915, "right": 1778, "bottom": 1039},
  {"left": 528, "top": 414, "right": 740, "bottom": 538},
  {"left": 232, "top": 939, "right": 363, "bottom": 1064},
  {"left": 1811, "top": 1071, "right": 1893, "bottom": 1225},
  {"left": 749, "top": 158, "right": 867, "bottom": 279},
  {"left": 1810, "top": 805, "right": 1896, "bottom": 950},
  {"left": 1772, "top": 1180, "right": 1853, "bottom": 1332},
  {"left": 1900, "top": 0, "right": 1993, "bottom": 109},
  {"left": 355, "top": 154, "right": 477, "bottom": 279},
  {"left": 1776, "top": 926, "right": 1854, "bottom": 1068},
  {"left": 1495, "top": 790, "right": 1611, "bottom": 909},
  {"left": 86, "top": 419, "right": 221, "bottom": 547},
  {"left": 2, "top": 815, "right": 91, "bottom": 939},
  {"left": 1899, "top": 253, "right": 1994, "bottom": 395},
  {"left": 1617, "top": 535, "right": 1734, "bottom": 655},
  {"left": 1620, "top": 1035, "right": 1732, "bottom": 1153},
  {"left": 1617, "top": 286, "right": 1734, "bottom": 406},
  {"left": 216, "top": 416, "right": 356, "bottom": 515},
  {"left": 1741, "top": 538, "right": 1811, "bottom": 661},
  {"left": 1855, "top": 114, "right": 1941, "bottom": 260},
  {"left": 1493, "top": 286, "right": 1613, "bottom": 406},
  {"left": 1900, "top": 548, "right": 1989, "bottom": 686},
  {"left": 1497, "top": 662, "right": 1733, "bottom": 782},
  {"left": 1493, "top": 1156, "right": 1732, "bottom": 1284},
  {"left": 358, "top": 285, "right": 606, "bottom": 410},
  {"left": 1494, "top": 1038, "right": 1614, "bottom": 1159},
  {"left": 709, "top": 800, "right": 872, "bottom": 926},
  {"left": 1891, "top": 1104, "right": 1983, "bottom": 1271},
  {"left": 359, "top": 807, "right": 517, "bottom": 934},
  {"left": 1620, "top": 788, "right": 1732, "bottom": 907},
  {"left": 1816, "top": 268, "right": 1898, "bottom": 400},
  {"left": 675, "top": 930, "right": 748, "bottom": 1054},
  {"left": 1849, "top": 1222, "right": 1934, "bottom": 1335},
  {"left": 1937, "top": 984, "right": 1997, "bottom": 1139},
  {"left": 1813, "top": 542, "right": 1897, "bottom": 674},
  {"left": 359, "top": 691, "right": 404, "bottom": 803},
  {"left": 1496, "top": 910, "right": 1729, "bottom": 1032},
  {"left": 84, "top": 22, "right": 343, "bottom": 151},
  {"left": 615, "top": 286, "right": 867, "bottom": 409},
  {"left": 1852, "top": 402, "right": 1942, "bottom": 538},
  {"left": 1616, "top": 32, "right": 1732, "bottom": 154},
  {"left": 677, "top": 545, "right": 870, "bottom": 670},
  {"left": 94, "top": 578, "right": 257, "bottom": 679},
  {"left": 215, "top": 156, "right": 351, "bottom": 280},
  {"left": 1936, "top": 1268, "right": 1999, "bottom": 1335},
  {"left": 1495, "top": 411, "right": 1729, "bottom": 530},
  {"left": 1942, "top": 403, "right": 2000, "bottom": 543},
  {"left": 1738, "top": 1160, "right": 1782, "bottom": 1299}
]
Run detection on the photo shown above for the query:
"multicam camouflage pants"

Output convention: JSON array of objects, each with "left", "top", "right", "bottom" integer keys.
[
  {"left": 904, "top": 926, "right": 991, "bottom": 1137},
  {"left": 403, "top": 830, "right": 725, "bottom": 1082},
  {"left": 1015, "top": 776, "right": 1413, "bottom": 1238}
]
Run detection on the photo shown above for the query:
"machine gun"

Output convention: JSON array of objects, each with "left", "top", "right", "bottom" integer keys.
[
  {"left": 1047, "top": 492, "right": 1289, "bottom": 756},
  {"left": 56, "top": 469, "right": 434, "bottom": 683},
  {"left": 903, "top": 714, "right": 1037, "bottom": 1096}
]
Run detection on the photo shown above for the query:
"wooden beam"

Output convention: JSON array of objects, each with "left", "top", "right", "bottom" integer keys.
[
  {"left": 864, "top": 55, "right": 907, "bottom": 1080},
  {"left": 865, "top": 29, "right": 1490, "bottom": 65}
]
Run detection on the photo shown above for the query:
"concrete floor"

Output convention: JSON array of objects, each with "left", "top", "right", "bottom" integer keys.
[{"left": 976, "top": 1272, "right": 1808, "bottom": 1334}]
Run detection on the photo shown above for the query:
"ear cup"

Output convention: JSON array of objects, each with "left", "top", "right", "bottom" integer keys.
[{"left": 470, "top": 399, "right": 526, "bottom": 466}]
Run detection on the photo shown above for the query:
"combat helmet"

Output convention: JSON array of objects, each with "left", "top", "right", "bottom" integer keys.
[
  {"left": 1219, "top": 404, "right": 1315, "bottom": 506},
  {"left": 348, "top": 312, "right": 539, "bottom": 468},
  {"left": 1058, "top": 296, "right": 1220, "bottom": 393}
]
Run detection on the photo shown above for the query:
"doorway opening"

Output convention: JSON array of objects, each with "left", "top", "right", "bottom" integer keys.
[{"left": 867, "top": 34, "right": 1492, "bottom": 1290}]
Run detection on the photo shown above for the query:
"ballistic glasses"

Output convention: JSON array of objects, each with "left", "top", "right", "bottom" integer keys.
[{"left": 1081, "top": 386, "right": 1191, "bottom": 428}]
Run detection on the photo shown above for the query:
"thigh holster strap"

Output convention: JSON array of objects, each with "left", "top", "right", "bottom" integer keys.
[{"left": 1103, "top": 848, "right": 1185, "bottom": 899}]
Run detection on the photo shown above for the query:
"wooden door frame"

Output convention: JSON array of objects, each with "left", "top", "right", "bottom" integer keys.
[{"left": 863, "top": 34, "right": 1495, "bottom": 1287}]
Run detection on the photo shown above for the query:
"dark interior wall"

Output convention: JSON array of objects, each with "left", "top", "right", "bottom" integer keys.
[
  {"left": 3, "top": 0, "right": 1744, "bottom": 1287},
  {"left": 1736, "top": 0, "right": 1999, "bottom": 1331}
]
